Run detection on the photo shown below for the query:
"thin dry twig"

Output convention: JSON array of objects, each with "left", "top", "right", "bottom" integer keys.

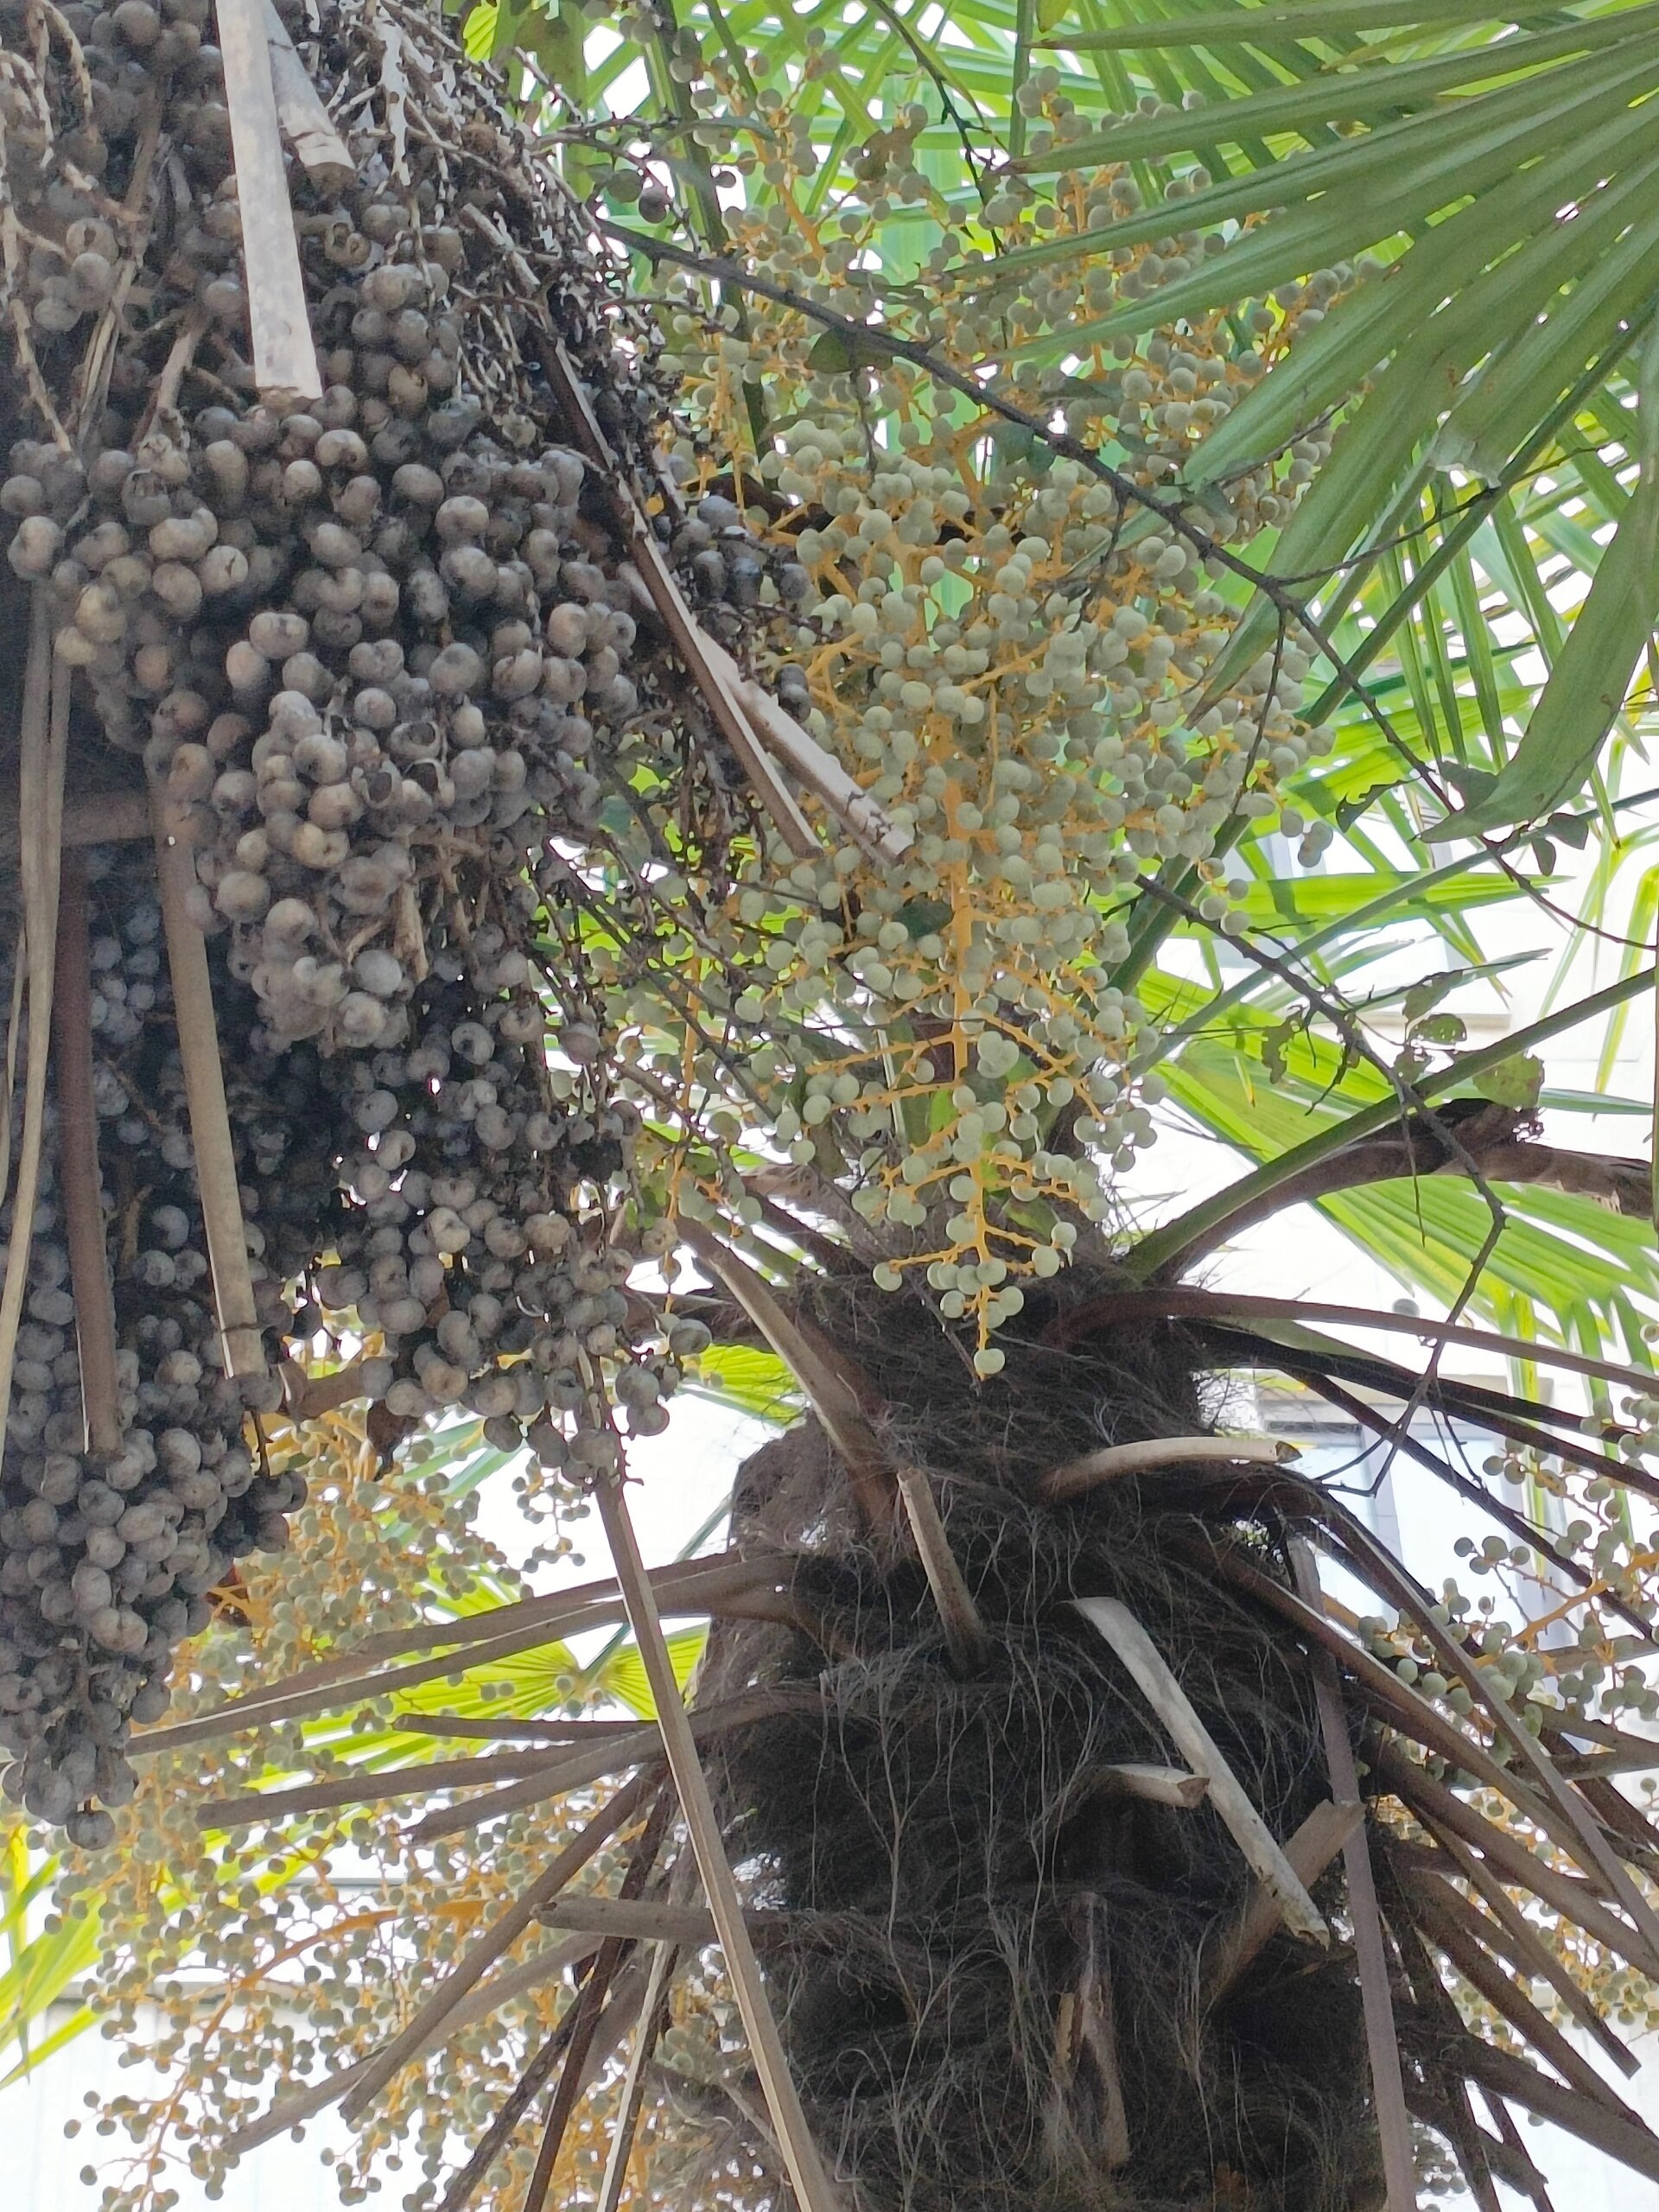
[
  {"left": 693, "top": 622, "right": 912, "bottom": 863},
  {"left": 1201, "top": 1799, "right": 1359, "bottom": 2001},
  {"left": 1485, "top": 2095, "right": 1557, "bottom": 2212},
  {"left": 1378, "top": 1745, "right": 1659, "bottom": 1979},
  {"left": 1395, "top": 1833, "right": 1635, "bottom": 2076},
  {"left": 0, "top": 181, "right": 70, "bottom": 448},
  {"left": 392, "top": 1713, "right": 644, "bottom": 1744},
  {"left": 1288, "top": 1540, "right": 1414, "bottom": 2211},
  {"left": 226, "top": 1932, "right": 596, "bottom": 2154},
  {"left": 1405, "top": 1866, "right": 1632, "bottom": 2117},
  {"left": 1178, "top": 1526, "right": 1636, "bottom": 1882},
  {"left": 339, "top": 1773, "right": 660, "bottom": 2126},
  {"left": 217, "top": 0, "right": 322, "bottom": 399},
  {"left": 1039, "top": 1433, "right": 1293, "bottom": 1502},
  {"left": 1093, "top": 1762, "right": 1208, "bottom": 1809},
  {"left": 148, "top": 776, "right": 265, "bottom": 1379},
  {"left": 1317, "top": 1498, "right": 1659, "bottom": 1965},
  {"left": 404, "top": 1685, "right": 820, "bottom": 1847},
  {"left": 1074, "top": 1595, "right": 1329, "bottom": 1944},
  {"left": 133, "top": 1554, "right": 790, "bottom": 1753},
  {"left": 52, "top": 851, "right": 120, "bottom": 1452},
  {"left": 594, "top": 1940, "right": 679, "bottom": 2212},
  {"left": 531, "top": 327, "right": 820, "bottom": 857},
  {"left": 596, "top": 1466, "right": 844, "bottom": 2212},
  {"left": 435, "top": 2005, "right": 578, "bottom": 2212},
  {"left": 519, "top": 1792, "right": 672, "bottom": 2212},
  {"left": 0, "top": 597, "right": 69, "bottom": 1467},
  {"left": 1452, "top": 2037, "right": 1659, "bottom": 2180},
  {"left": 427, "top": 1805, "right": 667, "bottom": 2212},
  {"left": 1052, "top": 1286, "right": 1659, "bottom": 1400},
  {"left": 678, "top": 1217, "right": 895, "bottom": 1524},
  {"left": 260, "top": 0, "right": 353, "bottom": 187},
  {"left": 200, "top": 1745, "right": 614, "bottom": 1831},
  {"left": 894, "top": 1463, "right": 989, "bottom": 1672},
  {"left": 538, "top": 1894, "right": 720, "bottom": 1946},
  {"left": 135, "top": 302, "right": 210, "bottom": 440}
]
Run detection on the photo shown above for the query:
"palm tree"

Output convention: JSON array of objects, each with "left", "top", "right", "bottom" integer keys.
[{"left": 52, "top": 3, "right": 1659, "bottom": 2210}]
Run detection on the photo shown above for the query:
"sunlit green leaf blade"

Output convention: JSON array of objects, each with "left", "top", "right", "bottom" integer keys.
[
  {"left": 1038, "top": 0, "right": 1587, "bottom": 50},
  {"left": 1427, "top": 474, "right": 1659, "bottom": 836}
]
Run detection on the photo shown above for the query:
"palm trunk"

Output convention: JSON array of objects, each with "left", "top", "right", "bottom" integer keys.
[{"left": 701, "top": 1269, "right": 1385, "bottom": 2212}]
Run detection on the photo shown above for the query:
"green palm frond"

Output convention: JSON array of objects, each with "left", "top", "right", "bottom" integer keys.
[
  {"left": 1158, "top": 1026, "right": 1659, "bottom": 1355},
  {"left": 683, "top": 1344, "right": 803, "bottom": 1424},
  {"left": 598, "top": 1628, "right": 708, "bottom": 1719},
  {"left": 1000, "top": 1, "right": 1659, "bottom": 814}
]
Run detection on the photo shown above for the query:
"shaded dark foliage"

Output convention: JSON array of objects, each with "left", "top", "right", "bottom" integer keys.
[{"left": 702, "top": 1269, "right": 1384, "bottom": 2212}]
